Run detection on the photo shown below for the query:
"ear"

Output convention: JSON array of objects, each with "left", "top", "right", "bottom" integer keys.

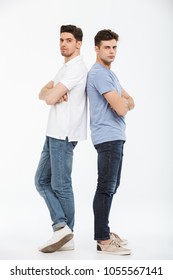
[
  {"left": 77, "top": 41, "right": 82, "bottom": 49},
  {"left": 95, "top": 46, "right": 99, "bottom": 54}
]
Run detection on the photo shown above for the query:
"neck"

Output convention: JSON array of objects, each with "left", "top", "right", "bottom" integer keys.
[
  {"left": 64, "top": 50, "right": 80, "bottom": 63},
  {"left": 96, "top": 57, "right": 111, "bottom": 69}
]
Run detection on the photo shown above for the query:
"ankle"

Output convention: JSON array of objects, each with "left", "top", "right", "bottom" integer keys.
[{"left": 98, "top": 239, "right": 111, "bottom": 245}]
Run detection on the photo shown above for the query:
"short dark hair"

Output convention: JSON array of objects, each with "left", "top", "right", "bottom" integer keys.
[
  {"left": 60, "top": 25, "right": 83, "bottom": 41},
  {"left": 94, "top": 29, "right": 119, "bottom": 47}
]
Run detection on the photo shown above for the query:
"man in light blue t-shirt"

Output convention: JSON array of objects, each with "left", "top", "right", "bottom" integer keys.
[{"left": 87, "top": 29, "right": 135, "bottom": 255}]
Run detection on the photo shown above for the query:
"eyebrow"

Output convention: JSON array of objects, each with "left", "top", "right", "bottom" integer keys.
[
  {"left": 60, "top": 37, "right": 73, "bottom": 40},
  {"left": 103, "top": 45, "right": 117, "bottom": 48}
]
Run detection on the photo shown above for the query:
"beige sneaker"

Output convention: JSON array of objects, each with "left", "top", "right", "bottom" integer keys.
[
  {"left": 110, "top": 232, "right": 128, "bottom": 245},
  {"left": 97, "top": 240, "right": 131, "bottom": 255}
]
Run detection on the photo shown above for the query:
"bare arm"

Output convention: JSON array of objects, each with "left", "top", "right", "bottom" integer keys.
[
  {"left": 39, "top": 81, "right": 68, "bottom": 105},
  {"left": 103, "top": 89, "right": 135, "bottom": 116},
  {"left": 103, "top": 90, "right": 129, "bottom": 116}
]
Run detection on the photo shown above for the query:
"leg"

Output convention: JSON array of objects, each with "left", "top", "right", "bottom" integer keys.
[
  {"left": 35, "top": 137, "right": 76, "bottom": 231},
  {"left": 93, "top": 140, "right": 124, "bottom": 241},
  {"left": 35, "top": 137, "right": 68, "bottom": 229},
  {"left": 49, "top": 137, "right": 77, "bottom": 231}
]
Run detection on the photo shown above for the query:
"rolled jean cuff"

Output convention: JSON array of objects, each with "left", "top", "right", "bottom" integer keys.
[{"left": 53, "top": 222, "right": 66, "bottom": 232}]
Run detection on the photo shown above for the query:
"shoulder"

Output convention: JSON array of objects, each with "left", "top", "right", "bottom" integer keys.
[
  {"left": 64, "top": 60, "right": 87, "bottom": 79},
  {"left": 88, "top": 63, "right": 106, "bottom": 77},
  {"left": 67, "top": 55, "right": 87, "bottom": 68}
]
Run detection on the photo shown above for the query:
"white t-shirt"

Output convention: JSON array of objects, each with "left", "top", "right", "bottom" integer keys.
[{"left": 46, "top": 55, "right": 88, "bottom": 141}]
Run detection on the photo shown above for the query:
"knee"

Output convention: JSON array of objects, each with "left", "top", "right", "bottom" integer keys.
[
  {"left": 34, "top": 176, "right": 46, "bottom": 198},
  {"left": 106, "top": 185, "right": 117, "bottom": 195},
  {"left": 109, "top": 181, "right": 120, "bottom": 194},
  {"left": 97, "top": 181, "right": 119, "bottom": 195},
  {"left": 34, "top": 172, "right": 42, "bottom": 193}
]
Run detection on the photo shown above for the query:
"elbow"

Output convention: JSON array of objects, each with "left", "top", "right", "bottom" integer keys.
[
  {"left": 129, "top": 98, "right": 135, "bottom": 110},
  {"left": 45, "top": 98, "right": 56, "bottom": 105},
  {"left": 118, "top": 112, "right": 127, "bottom": 117},
  {"left": 129, "top": 102, "right": 135, "bottom": 111},
  {"left": 38, "top": 91, "right": 43, "bottom": 100}
]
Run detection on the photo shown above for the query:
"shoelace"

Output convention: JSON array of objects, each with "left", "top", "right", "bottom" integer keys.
[
  {"left": 110, "top": 239, "right": 121, "bottom": 247},
  {"left": 110, "top": 232, "right": 122, "bottom": 241}
]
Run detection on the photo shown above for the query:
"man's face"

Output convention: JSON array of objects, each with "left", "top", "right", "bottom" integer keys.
[
  {"left": 95, "top": 39, "right": 117, "bottom": 66},
  {"left": 60, "top": 32, "right": 81, "bottom": 58}
]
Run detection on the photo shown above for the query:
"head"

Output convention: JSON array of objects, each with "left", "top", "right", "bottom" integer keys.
[
  {"left": 94, "top": 29, "right": 119, "bottom": 67},
  {"left": 60, "top": 24, "right": 83, "bottom": 61}
]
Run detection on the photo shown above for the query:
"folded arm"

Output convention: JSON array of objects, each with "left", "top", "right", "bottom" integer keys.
[
  {"left": 39, "top": 80, "right": 68, "bottom": 105},
  {"left": 103, "top": 88, "right": 135, "bottom": 116}
]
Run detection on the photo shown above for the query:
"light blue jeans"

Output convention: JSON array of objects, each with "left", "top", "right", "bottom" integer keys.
[{"left": 35, "top": 136, "right": 77, "bottom": 232}]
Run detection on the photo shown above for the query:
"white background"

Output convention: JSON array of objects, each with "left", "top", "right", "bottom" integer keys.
[{"left": 0, "top": 0, "right": 173, "bottom": 262}]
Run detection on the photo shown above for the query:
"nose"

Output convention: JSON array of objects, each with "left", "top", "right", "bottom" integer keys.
[
  {"left": 60, "top": 40, "right": 66, "bottom": 47},
  {"left": 110, "top": 47, "right": 115, "bottom": 53}
]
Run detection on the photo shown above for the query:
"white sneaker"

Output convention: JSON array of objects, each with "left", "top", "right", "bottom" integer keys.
[
  {"left": 58, "top": 238, "right": 74, "bottom": 251},
  {"left": 38, "top": 225, "right": 73, "bottom": 253},
  {"left": 110, "top": 232, "right": 128, "bottom": 245}
]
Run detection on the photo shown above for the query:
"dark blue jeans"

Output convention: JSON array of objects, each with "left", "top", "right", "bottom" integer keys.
[{"left": 93, "top": 140, "right": 125, "bottom": 241}]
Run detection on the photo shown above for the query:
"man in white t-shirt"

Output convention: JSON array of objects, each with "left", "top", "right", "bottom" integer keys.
[{"left": 35, "top": 25, "right": 87, "bottom": 253}]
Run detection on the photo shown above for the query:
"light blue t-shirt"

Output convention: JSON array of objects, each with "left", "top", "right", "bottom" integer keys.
[{"left": 86, "top": 63, "right": 126, "bottom": 145}]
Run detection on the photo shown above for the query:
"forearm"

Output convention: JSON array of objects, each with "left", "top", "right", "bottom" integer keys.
[
  {"left": 104, "top": 91, "right": 129, "bottom": 116},
  {"left": 38, "top": 81, "right": 68, "bottom": 105}
]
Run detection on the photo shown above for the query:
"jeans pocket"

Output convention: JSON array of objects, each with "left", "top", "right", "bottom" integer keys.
[{"left": 71, "top": 141, "right": 78, "bottom": 149}]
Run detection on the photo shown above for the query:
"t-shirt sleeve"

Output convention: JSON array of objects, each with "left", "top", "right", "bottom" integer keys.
[{"left": 93, "top": 70, "right": 115, "bottom": 95}]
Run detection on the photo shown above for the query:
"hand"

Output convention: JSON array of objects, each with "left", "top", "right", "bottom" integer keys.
[{"left": 57, "top": 93, "right": 68, "bottom": 103}]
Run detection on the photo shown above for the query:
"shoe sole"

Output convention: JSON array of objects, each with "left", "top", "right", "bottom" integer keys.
[
  {"left": 97, "top": 250, "right": 131, "bottom": 255},
  {"left": 58, "top": 246, "right": 74, "bottom": 251},
  {"left": 120, "top": 241, "right": 128, "bottom": 246},
  {"left": 40, "top": 233, "right": 73, "bottom": 253}
]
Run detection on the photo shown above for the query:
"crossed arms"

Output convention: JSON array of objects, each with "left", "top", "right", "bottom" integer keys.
[
  {"left": 103, "top": 89, "right": 135, "bottom": 116},
  {"left": 39, "top": 81, "right": 68, "bottom": 105},
  {"left": 39, "top": 81, "right": 135, "bottom": 116}
]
